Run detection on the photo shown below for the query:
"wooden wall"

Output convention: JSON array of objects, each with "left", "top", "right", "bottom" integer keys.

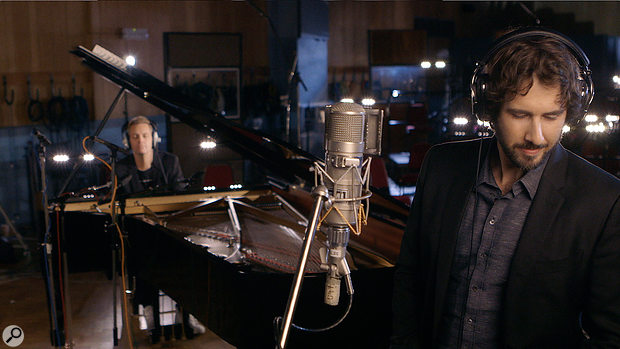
[
  {"left": 1, "top": 0, "right": 619, "bottom": 127},
  {"left": 0, "top": 1, "right": 269, "bottom": 127},
  {"left": 328, "top": 1, "right": 460, "bottom": 68}
]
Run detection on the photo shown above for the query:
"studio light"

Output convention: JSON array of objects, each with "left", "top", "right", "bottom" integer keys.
[
  {"left": 53, "top": 154, "right": 70, "bottom": 162},
  {"left": 562, "top": 125, "right": 571, "bottom": 133},
  {"left": 453, "top": 117, "right": 469, "bottom": 125},
  {"left": 391, "top": 90, "right": 401, "bottom": 98},
  {"left": 340, "top": 98, "right": 355, "bottom": 103},
  {"left": 361, "top": 98, "right": 376, "bottom": 106},
  {"left": 605, "top": 114, "right": 619, "bottom": 122},
  {"left": 435, "top": 61, "right": 446, "bottom": 69},
  {"left": 585, "top": 123, "right": 606, "bottom": 133},
  {"left": 584, "top": 114, "right": 598, "bottom": 123},
  {"left": 125, "top": 55, "right": 136, "bottom": 66},
  {"left": 83, "top": 153, "right": 95, "bottom": 161},
  {"left": 477, "top": 119, "right": 491, "bottom": 128},
  {"left": 200, "top": 140, "right": 216, "bottom": 149},
  {"left": 420, "top": 61, "right": 432, "bottom": 69}
]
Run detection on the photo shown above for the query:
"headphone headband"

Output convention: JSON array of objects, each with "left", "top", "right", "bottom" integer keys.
[
  {"left": 471, "top": 27, "right": 594, "bottom": 124},
  {"left": 122, "top": 116, "right": 161, "bottom": 149}
]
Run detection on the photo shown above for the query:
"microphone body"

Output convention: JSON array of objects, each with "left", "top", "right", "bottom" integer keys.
[{"left": 321, "top": 102, "right": 366, "bottom": 306}]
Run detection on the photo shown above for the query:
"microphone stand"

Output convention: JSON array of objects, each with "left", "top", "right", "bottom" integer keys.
[
  {"left": 108, "top": 147, "right": 121, "bottom": 346},
  {"left": 277, "top": 185, "right": 328, "bottom": 349},
  {"left": 56, "top": 87, "right": 125, "bottom": 198},
  {"left": 56, "top": 86, "right": 127, "bottom": 345},
  {"left": 37, "top": 133, "right": 62, "bottom": 347},
  {"left": 284, "top": 52, "right": 308, "bottom": 146}
]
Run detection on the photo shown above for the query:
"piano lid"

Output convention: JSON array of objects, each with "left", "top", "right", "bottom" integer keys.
[{"left": 71, "top": 45, "right": 318, "bottom": 186}]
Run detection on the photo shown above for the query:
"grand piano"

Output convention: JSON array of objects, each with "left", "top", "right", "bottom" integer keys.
[{"left": 60, "top": 44, "right": 410, "bottom": 348}]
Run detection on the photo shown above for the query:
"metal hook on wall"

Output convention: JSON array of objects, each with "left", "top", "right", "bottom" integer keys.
[
  {"left": 3, "top": 76, "right": 15, "bottom": 105},
  {"left": 50, "top": 75, "right": 59, "bottom": 97},
  {"left": 27, "top": 76, "right": 40, "bottom": 101},
  {"left": 71, "top": 75, "right": 84, "bottom": 97}
]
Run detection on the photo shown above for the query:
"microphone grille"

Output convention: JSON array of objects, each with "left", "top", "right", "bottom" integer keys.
[
  {"left": 330, "top": 102, "right": 365, "bottom": 114},
  {"left": 326, "top": 102, "right": 365, "bottom": 143}
]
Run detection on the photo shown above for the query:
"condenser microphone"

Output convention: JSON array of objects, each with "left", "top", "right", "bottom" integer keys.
[{"left": 321, "top": 102, "right": 367, "bottom": 306}]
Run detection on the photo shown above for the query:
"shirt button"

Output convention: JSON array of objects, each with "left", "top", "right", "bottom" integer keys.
[
  {"left": 467, "top": 318, "right": 474, "bottom": 323},
  {"left": 489, "top": 218, "right": 496, "bottom": 225},
  {"left": 472, "top": 286, "right": 479, "bottom": 291}
]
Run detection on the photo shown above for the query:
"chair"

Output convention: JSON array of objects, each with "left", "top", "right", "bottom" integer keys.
[
  {"left": 203, "top": 164, "right": 234, "bottom": 189},
  {"left": 369, "top": 156, "right": 390, "bottom": 194},
  {"left": 399, "top": 142, "right": 432, "bottom": 185}
]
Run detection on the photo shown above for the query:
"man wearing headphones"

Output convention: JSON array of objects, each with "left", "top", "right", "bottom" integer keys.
[
  {"left": 116, "top": 115, "right": 185, "bottom": 194},
  {"left": 116, "top": 115, "right": 190, "bottom": 342},
  {"left": 391, "top": 28, "right": 620, "bottom": 348}
]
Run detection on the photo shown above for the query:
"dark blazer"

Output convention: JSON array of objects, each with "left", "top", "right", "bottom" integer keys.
[
  {"left": 115, "top": 151, "right": 184, "bottom": 194},
  {"left": 392, "top": 138, "right": 620, "bottom": 348}
]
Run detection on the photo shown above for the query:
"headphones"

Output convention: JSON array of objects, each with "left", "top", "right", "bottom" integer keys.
[
  {"left": 471, "top": 27, "right": 594, "bottom": 124},
  {"left": 122, "top": 116, "right": 161, "bottom": 149}
]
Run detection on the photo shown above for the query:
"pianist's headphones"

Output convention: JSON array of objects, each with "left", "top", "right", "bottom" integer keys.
[
  {"left": 470, "top": 27, "right": 594, "bottom": 125},
  {"left": 122, "top": 115, "right": 161, "bottom": 149}
]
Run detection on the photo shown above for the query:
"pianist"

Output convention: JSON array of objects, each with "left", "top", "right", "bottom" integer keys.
[
  {"left": 116, "top": 115, "right": 192, "bottom": 343},
  {"left": 116, "top": 115, "right": 185, "bottom": 194}
]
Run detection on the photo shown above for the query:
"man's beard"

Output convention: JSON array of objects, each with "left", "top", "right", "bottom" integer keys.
[{"left": 494, "top": 126, "right": 559, "bottom": 172}]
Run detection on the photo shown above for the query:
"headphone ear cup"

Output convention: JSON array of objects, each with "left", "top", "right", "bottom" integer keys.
[
  {"left": 123, "top": 132, "right": 129, "bottom": 148},
  {"left": 472, "top": 72, "right": 491, "bottom": 122},
  {"left": 152, "top": 131, "right": 161, "bottom": 148}
]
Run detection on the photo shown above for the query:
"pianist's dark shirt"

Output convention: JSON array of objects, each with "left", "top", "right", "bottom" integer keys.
[{"left": 115, "top": 150, "right": 184, "bottom": 194}]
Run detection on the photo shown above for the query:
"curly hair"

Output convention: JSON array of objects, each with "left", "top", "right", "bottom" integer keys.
[{"left": 483, "top": 35, "right": 585, "bottom": 125}]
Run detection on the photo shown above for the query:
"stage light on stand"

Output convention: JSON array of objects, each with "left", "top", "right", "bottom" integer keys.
[
  {"left": 340, "top": 98, "right": 354, "bottom": 103},
  {"left": 420, "top": 61, "right": 432, "bottom": 69},
  {"left": 435, "top": 61, "right": 446, "bottom": 69},
  {"left": 83, "top": 153, "right": 95, "bottom": 161}
]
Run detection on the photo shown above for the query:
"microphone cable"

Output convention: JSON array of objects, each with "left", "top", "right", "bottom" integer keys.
[
  {"left": 81, "top": 136, "right": 135, "bottom": 349},
  {"left": 457, "top": 137, "right": 484, "bottom": 348},
  {"left": 273, "top": 276, "right": 354, "bottom": 349}
]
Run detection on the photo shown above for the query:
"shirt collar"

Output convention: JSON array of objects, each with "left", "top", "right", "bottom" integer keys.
[{"left": 476, "top": 139, "right": 552, "bottom": 199}]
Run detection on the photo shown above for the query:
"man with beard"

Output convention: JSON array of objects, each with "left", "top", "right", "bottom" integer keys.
[{"left": 391, "top": 28, "right": 620, "bottom": 348}]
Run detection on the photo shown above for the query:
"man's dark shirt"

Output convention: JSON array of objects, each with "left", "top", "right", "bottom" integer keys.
[
  {"left": 115, "top": 151, "right": 184, "bottom": 195},
  {"left": 437, "top": 142, "right": 550, "bottom": 348}
]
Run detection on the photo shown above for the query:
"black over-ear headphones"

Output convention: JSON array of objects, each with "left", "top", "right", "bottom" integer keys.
[
  {"left": 471, "top": 27, "right": 594, "bottom": 124},
  {"left": 122, "top": 116, "right": 161, "bottom": 149}
]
